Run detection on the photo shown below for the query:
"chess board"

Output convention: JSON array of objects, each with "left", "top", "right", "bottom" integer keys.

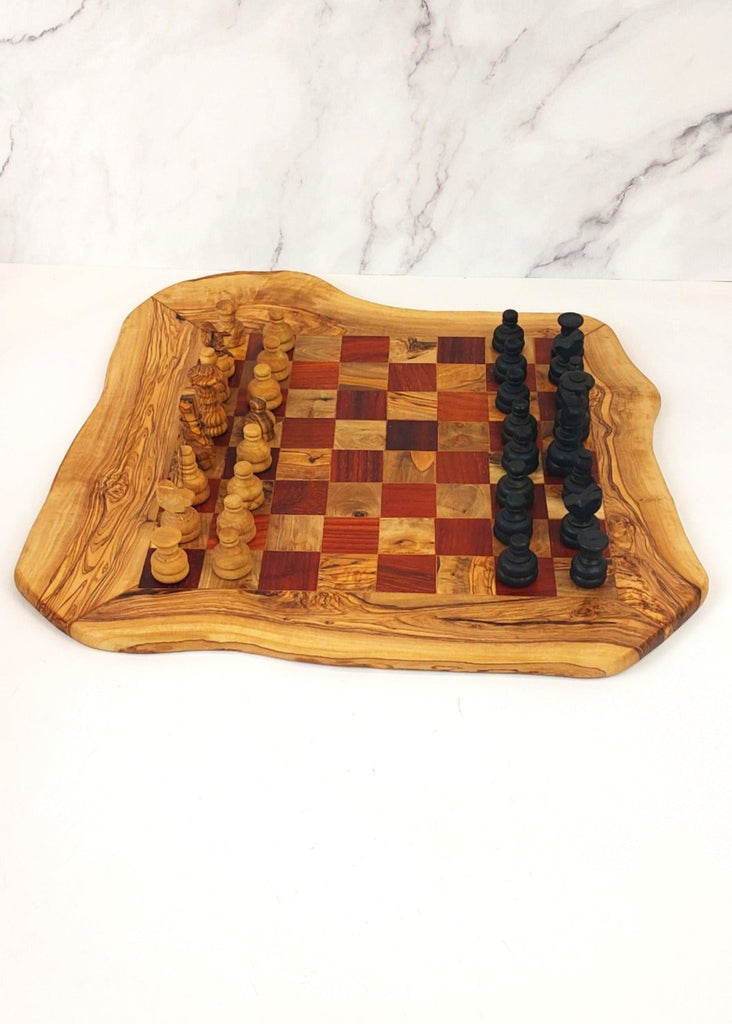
[{"left": 15, "top": 271, "right": 707, "bottom": 676}]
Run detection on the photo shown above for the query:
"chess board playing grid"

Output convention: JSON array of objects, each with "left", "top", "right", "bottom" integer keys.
[{"left": 137, "top": 330, "right": 613, "bottom": 599}]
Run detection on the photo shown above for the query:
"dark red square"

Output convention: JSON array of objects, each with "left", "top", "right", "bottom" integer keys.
[
  {"left": 538, "top": 390, "right": 556, "bottom": 422},
  {"left": 437, "top": 336, "right": 486, "bottom": 363},
  {"left": 288, "top": 361, "right": 340, "bottom": 389},
  {"left": 235, "top": 381, "right": 254, "bottom": 415},
  {"left": 139, "top": 548, "right": 205, "bottom": 590},
  {"left": 258, "top": 550, "right": 320, "bottom": 591},
  {"left": 196, "top": 478, "right": 222, "bottom": 514},
  {"left": 322, "top": 517, "right": 380, "bottom": 554},
  {"left": 495, "top": 556, "right": 556, "bottom": 597},
  {"left": 548, "top": 519, "right": 578, "bottom": 558},
  {"left": 331, "top": 449, "right": 383, "bottom": 482},
  {"left": 336, "top": 389, "right": 387, "bottom": 420},
  {"left": 381, "top": 484, "right": 436, "bottom": 518},
  {"left": 213, "top": 416, "right": 235, "bottom": 446},
  {"left": 388, "top": 363, "right": 437, "bottom": 391},
  {"left": 280, "top": 418, "right": 336, "bottom": 449},
  {"left": 436, "top": 393, "right": 490, "bottom": 422},
  {"left": 248, "top": 514, "right": 270, "bottom": 551},
  {"left": 376, "top": 554, "right": 436, "bottom": 593},
  {"left": 270, "top": 479, "right": 329, "bottom": 514},
  {"left": 386, "top": 420, "right": 437, "bottom": 451},
  {"left": 489, "top": 421, "right": 504, "bottom": 450},
  {"left": 340, "top": 336, "right": 390, "bottom": 362},
  {"left": 436, "top": 451, "right": 491, "bottom": 483},
  {"left": 534, "top": 336, "right": 553, "bottom": 363},
  {"left": 435, "top": 519, "right": 493, "bottom": 556},
  {"left": 245, "top": 333, "right": 264, "bottom": 358}
]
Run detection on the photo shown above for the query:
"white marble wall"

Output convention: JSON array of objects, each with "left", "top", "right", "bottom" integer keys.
[{"left": 1, "top": 0, "right": 730, "bottom": 278}]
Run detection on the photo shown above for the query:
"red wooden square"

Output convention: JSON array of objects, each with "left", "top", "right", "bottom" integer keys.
[
  {"left": 280, "top": 417, "right": 336, "bottom": 449},
  {"left": 436, "top": 451, "right": 491, "bottom": 483},
  {"left": 495, "top": 556, "right": 556, "bottom": 597},
  {"left": 336, "top": 389, "right": 387, "bottom": 420},
  {"left": 322, "top": 517, "right": 380, "bottom": 554},
  {"left": 388, "top": 363, "right": 437, "bottom": 391},
  {"left": 270, "top": 479, "right": 329, "bottom": 515},
  {"left": 376, "top": 554, "right": 436, "bottom": 593},
  {"left": 435, "top": 519, "right": 493, "bottom": 556},
  {"left": 534, "top": 336, "right": 553, "bottom": 363},
  {"left": 288, "top": 361, "right": 340, "bottom": 389},
  {"left": 245, "top": 333, "right": 263, "bottom": 358},
  {"left": 381, "top": 483, "right": 436, "bottom": 518},
  {"left": 436, "top": 393, "right": 490, "bottom": 422},
  {"left": 331, "top": 449, "right": 383, "bottom": 482},
  {"left": 385, "top": 420, "right": 437, "bottom": 451},
  {"left": 548, "top": 519, "right": 578, "bottom": 558},
  {"left": 258, "top": 550, "right": 320, "bottom": 591},
  {"left": 538, "top": 390, "right": 556, "bottom": 422},
  {"left": 196, "top": 478, "right": 222, "bottom": 514},
  {"left": 340, "top": 336, "right": 390, "bottom": 362},
  {"left": 248, "top": 514, "right": 270, "bottom": 551},
  {"left": 437, "top": 336, "right": 486, "bottom": 363}
]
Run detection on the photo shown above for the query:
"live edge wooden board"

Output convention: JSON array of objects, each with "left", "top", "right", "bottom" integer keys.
[{"left": 15, "top": 271, "right": 707, "bottom": 677}]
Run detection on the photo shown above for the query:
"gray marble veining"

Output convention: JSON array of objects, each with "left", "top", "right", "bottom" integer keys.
[{"left": 1, "top": 0, "right": 730, "bottom": 278}]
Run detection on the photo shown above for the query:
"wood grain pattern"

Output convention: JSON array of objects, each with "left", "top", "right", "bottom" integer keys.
[{"left": 15, "top": 272, "right": 708, "bottom": 676}]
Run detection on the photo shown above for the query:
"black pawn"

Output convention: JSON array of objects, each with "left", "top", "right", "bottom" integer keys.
[
  {"left": 492, "top": 308, "right": 523, "bottom": 353},
  {"left": 502, "top": 397, "right": 537, "bottom": 445},
  {"left": 496, "top": 364, "right": 530, "bottom": 414},
  {"left": 502, "top": 424, "right": 539, "bottom": 475},
  {"left": 570, "top": 527, "right": 609, "bottom": 589},
  {"left": 494, "top": 333, "right": 527, "bottom": 385},
  {"left": 560, "top": 482, "right": 603, "bottom": 549},
  {"left": 562, "top": 448, "right": 594, "bottom": 504},
  {"left": 495, "top": 458, "right": 534, "bottom": 510},
  {"left": 496, "top": 533, "right": 538, "bottom": 588},
  {"left": 494, "top": 490, "right": 533, "bottom": 545}
]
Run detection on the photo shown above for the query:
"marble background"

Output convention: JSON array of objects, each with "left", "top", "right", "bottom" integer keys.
[{"left": 1, "top": 0, "right": 730, "bottom": 279}]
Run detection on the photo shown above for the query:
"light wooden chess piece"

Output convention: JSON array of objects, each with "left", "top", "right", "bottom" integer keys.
[
  {"left": 150, "top": 526, "right": 189, "bottom": 584},
  {"left": 256, "top": 330, "right": 291, "bottom": 383},
  {"left": 157, "top": 480, "right": 201, "bottom": 543},
  {"left": 211, "top": 527, "right": 253, "bottom": 581},
  {"left": 178, "top": 444, "right": 210, "bottom": 505},
  {"left": 188, "top": 361, "right": 229, "bottom": 437},
  {"left": 216, "top": 493, "right": 256, "bottom": 543},
  {"left": 178, "top": 391, "right": 214, "bottom": 470},
  {"left": 245, "top": 395, "right": 276, "bottom": 443},
  {"left": 236, "top": 421, "right": 272, "bottom": 473},
  {"left": 227, "top": 460, "right": 264, "bottom": 510},
  {"left": 214, "top": 297, "right": 247, "bottom": 358},
  {"left": 247, "top": 363, "right": 282, "bottom": 411},
  {"left": 198, "top": 345, "right": 230, "bottom": 400},
  {"left": 211, "top": 333, "right": 236, "bottom": 381},
  {"left": 263, "top": 307, "right": 294, "bottom": 353}
]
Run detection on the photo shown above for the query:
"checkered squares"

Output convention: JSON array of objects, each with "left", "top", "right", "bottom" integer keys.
[{"left": 140, "top": 329, "right": 613, "bottom": 600}]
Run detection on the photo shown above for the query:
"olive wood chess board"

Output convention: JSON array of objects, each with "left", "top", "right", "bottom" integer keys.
[{"left": 14, "top": 271, "right": 707, "bottom": 677}]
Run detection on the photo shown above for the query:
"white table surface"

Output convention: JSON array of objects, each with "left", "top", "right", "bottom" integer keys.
[{"left": 1, "top": 266, "right": 730, "bottom": 1024}]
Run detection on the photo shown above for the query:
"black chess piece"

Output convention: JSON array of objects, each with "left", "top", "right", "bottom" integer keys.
[
  {"left": 502, "top": 423, "right": 539, "bottom": 475},
  {"left": 555, "top": 368, "right": 595, "bottom": 441},
  {"left": 570, "top": 526, "right": 609, "bottom": 588},
  {"left": 494, "top": 333, "right": 527, "bottom": 385},
  {"left": 549, "top": 329, "right": 585, "bottom": 385},
  {"left": 492, "top": 308, "right": 523, "bottom": 353},
  {"left": 501, "top": 397, "right": 538, "bottom": 445},
  {"left": 493, "top": 490, "right": 533, "bottom": 545},
  {"left": 496, "top": 364, "right": 530, "bottom": 414},
  {"left": 562, "top": 448, "right": 594, "bottom": 503},
  {"left": 496, "top": 533, "right": 538, "bottom": 588},
  {"left": 495, "top": 458, "right": 534, "bottom": 509},
  {"left": 551, "top": 312, "right": 584, "bottom": 356},
  {"left": 560, "top": 482, "right": 603, "bottom": 548}
]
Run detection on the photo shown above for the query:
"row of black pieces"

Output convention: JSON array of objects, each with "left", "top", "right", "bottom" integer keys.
[{"left": 492, "top": 308, "right": 609, "bottom": 588}]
